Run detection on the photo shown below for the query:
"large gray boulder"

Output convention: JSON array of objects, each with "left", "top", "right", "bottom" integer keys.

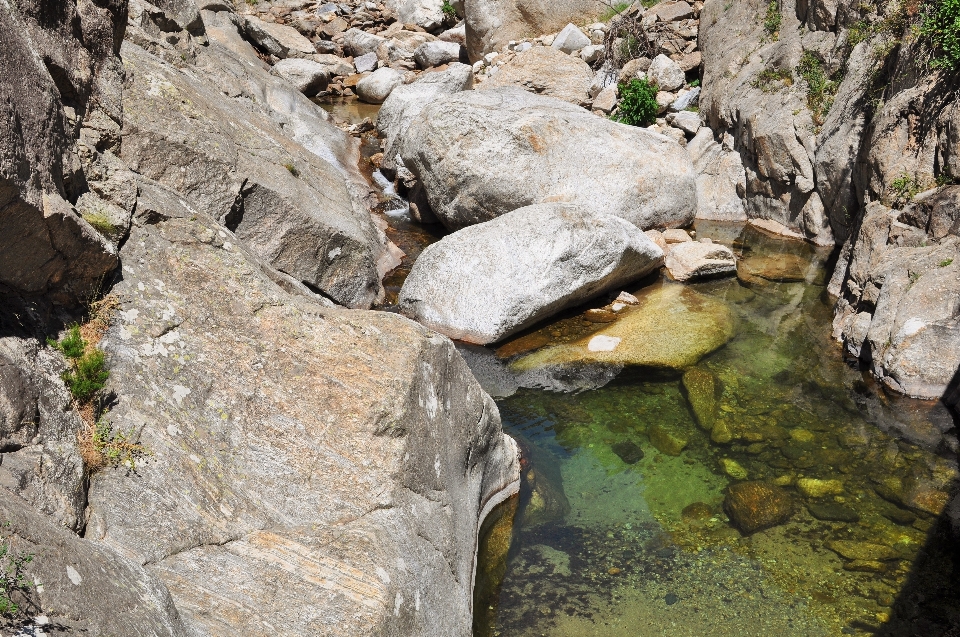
[
  {"left": 377, "top": 63, "right": 474, "bottom": 176},
  {"left": 386, "top": 0, "right": 447, "bottom": 31},
  {"left": 399, "top": 87, "right": 698, "bottom": 231},
  {"left": 687, "top": 128, "right": 747, "bottom": 221},
  {"left": 477, "top": 45, "right": 593, "bottom": 104},
  {"left": 242, "top": 16, "right": 316, "bottom": 58},
  {"left": 269, "top": 58, "right": 331, "bottom": 96},
  {"left": 120, "top": 42, "right": 389, "bottom": 308},
  {"left": 398, "top": 203, "right": 664, "bottom": 344},
  {"left": 415, "top": 40, "right": 463, "bottom": 68},
  {"left": 463, "top": 0, "right": 603, "bottom": 60},
  {"left": 357, "top": 67, "right": 405, "bottom": 103},
  {"left": 87, "top": 209, "right": 520, "bottom": 637}
]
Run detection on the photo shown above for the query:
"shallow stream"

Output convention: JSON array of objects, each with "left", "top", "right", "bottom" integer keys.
[{"left": 352, "top": 106, "right": 960, "bottom": 637}]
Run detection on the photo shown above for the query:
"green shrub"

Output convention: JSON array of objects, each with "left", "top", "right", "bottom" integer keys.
[
  {"left": 600, "top": 1, "right": 631, "bottom": 20},
  {"left": 612, "top": 78, "right": 659, "bottom": 127},
  {"left": 441, "top": 0, "right": 457, "bottom": 18},
  {"left": 764, "top": 1, "right": 782, "bottom": 39},
  {"left": 50, "top": 326, "right": 109, "bottom": 404},
  {"left": 81, "top": 414, "right": 150, "bottom": 472},
  {"left": 752, "top": 67, "right": 793, "bottom": 92},
  {"left": 284, "top": 163, "right": 300, "bottom": 177},
  {"left": 848, "top": 19, "right": 872, "bottom": 46},
  {"left": 796, "top": 51, "right": 839, "bottom": 124},
  {"left": 919, "top": 0, "right": 960, "bottom": 70},
  {"left": 0, "top": 529, "right": 32, "bottom": 619},
  {"left": 940, "top": 258, "right": 954, "bottom": 267},
  {"left": 81, "top": 212, "right": 119, "bottom": 238}
]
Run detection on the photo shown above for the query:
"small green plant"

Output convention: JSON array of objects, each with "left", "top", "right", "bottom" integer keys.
[
  {"left": 889, "top": 172, "right": 923, "bottom": 205},
  {"left": 81, "top": 212, "right": 119, "bottom": 238},
  {"left": 764, "top": 0, "right": 782, "bottom": 39},
  {"left": 81, "top": 414, "right": 150, "bottom": 472},
  {"left": 440, "top": 0, "right": 457, "bottom": 18},
  {"left": 910, "top": 271, "right": 923, "bottom": 283},
  {"left": 940, "top": 258, "right": 954, "bottom": 267},
  {"left": 689, "top": 78, "right": 701, "bottom": 87},
  {"left": 919, "top": 0, "right": 960, "bottom": 70},
  {"left": 599, "top": 1, "right": 631, "bottom": 21},
  {"left": 0, "top": 528, "right": 33, "bottom": 619},
  {"left": 50, "top": 325, "right": 109, "bottom": 404},
  {"left": 848, "top": 19, "right": 872, "bottom": 46},
  {"left": 796, "top": 51, "right": 839, "bottom": 125},
  {"left": 752, "top": 67, "right": 793, "bottom": 91},
  {"left": 284, "top": 163, "right": 300, "bottom": 177},
  {"left": 612, "top": 78, "right": 659, "bottom": 127}
]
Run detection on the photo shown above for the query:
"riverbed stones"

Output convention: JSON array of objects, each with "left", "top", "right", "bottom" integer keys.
[
  {"left": 826, "top": 540, "right": 899, "bottom": 562},
  {"left": 665, "top": 241, "right": 737, "bottom": 282},
  {"left": 682, "top": 367, "right": 719, "bottom": 430},
  {"left": 724, "top": 481, "right": 794, "bottom": 534},
  {"left": 509, "top": 285, "right": 735, "bottom": 373},
  {"left": 398, "top": 203, "right": 664, "bottom": 344},
  {"left": 737, "top": 253, "right": 811, "bottom": 284},
  {"left": 807, "top": 502, "right": 860, "bottom": 523},
  {"left": 356, "top": 67, "right": 404, "bottom": 103},
  {"left": 477, "top": 46, "right": 593, "bottom": 104},
  {"left": 464, "top": 0, "right": 600, "bottom": 59},
  {"left": 719, "top": 458, "right": 748, "bottom": 480},
  {"left": 796, "top": 477, "right": 844, "bottom": 498},
  {"left": 649, "top": 423, "right": 689, "bottom": 456},
  {"left": 611, "top": 440, "right": 645, "bottom": 464},
  {"left": 400, "top": 87, "right": 698, "bottom": 231}
]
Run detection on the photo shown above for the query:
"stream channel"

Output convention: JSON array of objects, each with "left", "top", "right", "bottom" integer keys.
[{"left": 322, "top": 98, "right": 960, "bottom": 637}]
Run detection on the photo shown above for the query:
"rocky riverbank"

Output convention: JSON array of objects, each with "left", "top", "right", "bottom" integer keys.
[{"left": 1, "top": 0, "right": 958, "bottom": 633}]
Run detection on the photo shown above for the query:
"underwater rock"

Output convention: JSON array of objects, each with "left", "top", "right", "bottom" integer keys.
[
  {"left": 826, "top": 540, "right": 899, "bottom": 562},
  {"left": 521, "top": 465, "right": 571, "bottom": 528},
  {"left": 610, "top": 440, "right": 645, "bottom": 464},
  {"left": 682, "top": 367, "right": 720, "bottom": 430},
  {"left": 509, "top": 285, "right": 735, "bottom": 375},
  {"left": 723, "top": 481, "right": 794, "bottom": 534},
  {"left": 681, "top": 502, "right": 714, "bottom": 520},
  {"left": 719, "top": 458, "right": 749, "bottom": 480},
  {"left": 649, "top": 423, "right": 690, "bottom": 456},
  {"left": 807, "top": 502, "right": 861, "bottom": 523},
  {"left": 737, "top": 253, "right": 812, "bottom": 285},
  {"left": 796, "top": 478, "right": 844, "bottom": 498}
]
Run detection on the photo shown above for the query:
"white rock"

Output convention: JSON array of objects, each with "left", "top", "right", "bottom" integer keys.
[
  {"left": 551, "top": 23, "right": 591, "bottom": 54},
  {"left": 656, "top": 91, "right": 675, "bottom": 113},
  {"left": 242, "top": 16, "right": 316, "bottom": 58},
  {"left": 414, "top": 40, "right": 463, "bottom": 68},
  {"left": 662, "top": 228, "right": 692, "bottom": 243},
  {"left": 580, "top": 44, "right": 604, "bottom": 64},
  {"left": 353, "top": 51, "right": 379, "bottom": 73},
  {"left": 588, "top": 335, "right": 622, "bottom": 352},
  {"left": 593, "top": 84, "right": 618, "bottom": 113},
  {"left": 687, "top": 129, "right": 747, "bottom": 221},
  {"left": 398, "top": 203, "right": 665, "bottom": 344},
  {"left": 589, "top": 64, "right": 618, "bottom": 97},
  {"left": 356, "top": 67, "right": 404, "bottom": 103},
  {"left": 672, "top": 110, "right": 701, "bottom": 135},
  {"left": 342, "top": 27, "right": 386, "bottom": 56},
  {"left": 439, "top": 24, "right": 467, "bottom": 44},
  {"left": 269, "top": 58, "right": 331, "bottom": 96},
  {"left": 648, "top": 53, "right": 685, "bottom": 91},
  {"left": 671, "top": 86, "right": 700, "bottom": 110},
  {"left": 664, "top": 241, "right": 737, "bottom": 282},
  {"left": 399, "top": 87, "right": 699, "bottom": 231}
]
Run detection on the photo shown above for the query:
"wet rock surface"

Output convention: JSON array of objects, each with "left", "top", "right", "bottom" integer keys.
[{"left": 724, "top": 481, "right": 795, "bottom": 534}]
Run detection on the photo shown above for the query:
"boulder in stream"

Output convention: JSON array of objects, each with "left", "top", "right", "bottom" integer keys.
[
  {"left": 398, "top": 203, "right": 664, "bottom": 344},
  {"left": 664, "top": 241, "right": 737, "bottom": 282},
  {"left": 400, "top": 87, "right": 698, "bottom": 231},
  {"left": 724, "top": 481, "right": 794, "bottom": 535}
]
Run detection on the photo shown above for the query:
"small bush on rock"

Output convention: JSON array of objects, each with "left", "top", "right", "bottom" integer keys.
[
  {"left": 0, "top": 528, "right": 33, "bottom": 619},
  {"left": 920, "top": 0, "right": 960, "bottom": 70},
  {"left": 49, "top": 325, "right": 109, "bottom": 404},
  {"left": 612, "top": 78, "right": 659, "bottom": 127},
  {"left": 764, "top": 1, "right": 782, "bottom": 39},
  {"left": 441, "top": 0, "right": 456, "bottom": 18},
  {"left": 796, "top": 51, "right": 839, "bottom": 125},
  {"left": 80, "top": 414, "right": 150, "bottom": 473}
]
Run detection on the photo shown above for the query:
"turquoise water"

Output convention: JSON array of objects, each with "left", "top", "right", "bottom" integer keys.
[{"left": 472, "top": 223, "right": 960, "bottom": 637}]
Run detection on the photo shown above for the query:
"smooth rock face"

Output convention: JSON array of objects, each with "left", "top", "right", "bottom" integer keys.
[
  {"left": 687, "top": 128, "right": 747, "bottom": 221},
  {"left": 354, "top": 51, "right": 379, "bottom": 72},
  {"left": 269, "top": 58, "right": 331, "bottom": 96},
  {"left": 120, "top": 42, "right": 388, "bottom": 308},
  {"left": 88, "top": 211, "right": 520, "bottom": 637},
  {"left": 665, "top": 241, "right": 737, "bottom": 282},
  {"left": 398, "top": 203, "right": 665, "bottom": 344},
  {"left": 415, "top": 40, "right": 463, "bottom": 68},
  {"left": 551, "top": 23, "right": 591, "bottom": 54},
  {"left": 477, "top": 45, "right": 593, "bottom": 104},
  {"left": 509, "top": 284, "right": 735, "bottom": 372},
  {"left": 464, "top": 0, "right": 601, "bottom": 60},
  {"left": 724, "top": 482, "right": 794, "bottom": 535},
  {"left": 647, "top": 54, "right": 685, "bottom": 92},
  {"left": 357, "top": 67, "right": 404, "bottom": 103},
  {"left": 400, "top": 87, "right": 698, "bottom": 231},
  {"left": 377, "top": 63, "right": 474, "bottom": 175}
]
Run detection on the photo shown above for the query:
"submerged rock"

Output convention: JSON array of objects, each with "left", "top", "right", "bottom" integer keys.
[
  {"left": 611, "top": 440, "right": 645, "bottom": 464},
  {"left": 509, "top": 285, "right": 735, "bottom": 374},
  {"left": 724, "top": 481, "right": 794, "bottom": 534},
  {"left": 796, "top": 477, "right": 844, "bottom": 498},
  {"left": 649, "top": 423, "right": 690, "bottom": 456},
  {"left": 682, "top": 367, "right": 720, "bottom": 430},
  {"left": 807, "top": 502, "right": 861, "bottom": 523},
  {"left": 826, "top": 540, "right": 899, "bottom": 562},
  {"left": 737, "top": 253, "right": 812, "bottom": 285},
  {"left": 400, "top": 87, "right": 698, "bottom": 231},
  {"left": 398, "top": 203, "right": 664, "bottom": 344}
]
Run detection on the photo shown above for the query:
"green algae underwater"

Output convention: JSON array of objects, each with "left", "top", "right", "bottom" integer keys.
[{"left": 470, "top": 222, "right": 960, "bottom": 637}]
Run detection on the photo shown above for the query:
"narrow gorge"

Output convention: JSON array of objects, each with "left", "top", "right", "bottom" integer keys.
[{"left": 0, "top": 0, "right": 958, "bottom": 635}]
